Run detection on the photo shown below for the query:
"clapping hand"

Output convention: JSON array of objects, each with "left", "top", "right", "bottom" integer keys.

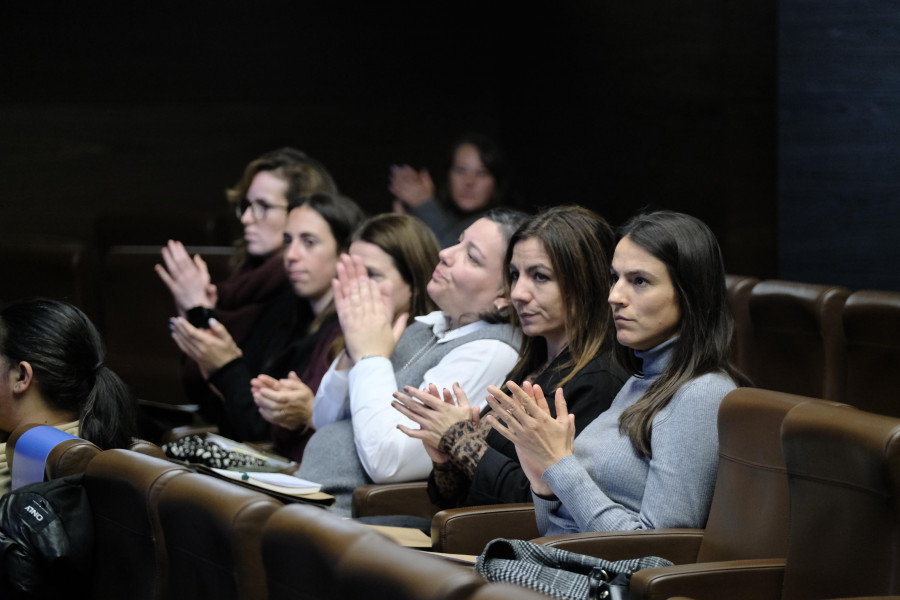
[
  {"left": 484, "top": 381, "right": 575, "bottom": 496},
  {"left": 332, "top": 253, "right": 407, "bottom": 365},
  {"left": 155, "top": 240, "right": 217, "bottom": 316},
  {"left": 169, "top": 316, "right": 242, "bottom": 378},
  {"left": 392, "top": 382, "right": 480, "bottom": 462},
  {"left": 251, "top": 371, "right": 314, "bottom": 431}
]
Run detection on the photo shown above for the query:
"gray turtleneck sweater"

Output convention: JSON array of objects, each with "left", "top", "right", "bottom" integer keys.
[{"left": 534, "top": 338, "right": 737, "bottom": 535}]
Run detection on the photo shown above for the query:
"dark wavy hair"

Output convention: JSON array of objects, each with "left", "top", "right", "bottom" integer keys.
[
  {"left": 476, "top": 207, "right": 529, "bottom": 324},
  {"left": 438, "top": 133, "right": 513, "bottom": 214},
  {"left": 505, "top": 206, "right": 617, "bottom": 388},
  {"left": 286, "top": 192, "right": 366, "bottom": 335},
  {"left": 0, "top": 299, "right": 136, "bottom": 449},
  {"left": 351, "top": 214, "right": 440, "bottom": 321},
  {"left": 615, "top": 211, "right": 750, "bottom": 457}
]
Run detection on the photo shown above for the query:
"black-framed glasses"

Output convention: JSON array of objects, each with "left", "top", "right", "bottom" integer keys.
[{"left": 235, "top": 198, "right": 289, "bottom": 221}]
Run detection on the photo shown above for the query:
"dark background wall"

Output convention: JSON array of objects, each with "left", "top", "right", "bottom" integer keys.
[{"left": 1, "top": 2, "right": 896, "bottom": 290}]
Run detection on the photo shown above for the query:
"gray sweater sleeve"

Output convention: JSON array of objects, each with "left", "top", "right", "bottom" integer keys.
[{"left": 535, "top": 373, "right": 735, "bottom": 535}]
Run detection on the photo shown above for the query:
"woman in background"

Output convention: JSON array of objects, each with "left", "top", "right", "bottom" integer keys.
[
  {"left": 390, "top": 133, "right": 513, "bottom": 248},
  {"left": 0, "top": 299, "right": 137, "bottom": 496},
  {"left": 156, "top": 148, "right": 337, "bottom": 424}
]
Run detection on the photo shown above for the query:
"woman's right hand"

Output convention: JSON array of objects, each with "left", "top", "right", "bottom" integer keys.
[
  {"left": 155, "top": 240, "right": 216, "bottom": 316},
  {"left": 389, "top": 165, "right": 434, "bottom": 208},
  {"left": 332, "top": 253, "right": 407, "bottom": 364}
]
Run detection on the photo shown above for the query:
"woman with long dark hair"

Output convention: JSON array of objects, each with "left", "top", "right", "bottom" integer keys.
[
  {"left": 487, "top": 210, "right": 750, "bottom": 534},
  {"left": 392, "top": 206, "right": 628, "bottom": 508},
  {"left": 0, "top": 299, "right": 137, "bottom": 495}
]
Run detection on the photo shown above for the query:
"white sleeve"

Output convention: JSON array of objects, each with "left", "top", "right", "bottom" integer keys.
[
  {"left": 311, "top": 356, "right": 351, "bottom": 430},
  {"left": 348, "top": 339, "right": 519, "bottom": 483}
]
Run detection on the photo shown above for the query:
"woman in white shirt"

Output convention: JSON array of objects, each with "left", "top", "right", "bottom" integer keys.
[{"left": 298, "top": 208, "right": 526, "bottom": 515}]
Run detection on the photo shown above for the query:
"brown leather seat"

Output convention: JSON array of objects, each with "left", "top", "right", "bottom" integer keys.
[
  {"left": 262, "top": 503, "right": 395, "bottom": 600},
  {"left": 724, "top": 274, "right": 758, "bottom": 374},
  {"left": 841, "top": 289, "right": 900, "bottom": 416},
  {"left": 745, "top": 279, "right": 850, "bottom": 400},
  {"left": 339, "top": 527, "right": 487, "bottom": 600},
  {"left": 84, "top": 448, "right": 192, "bottom": 600},
  {"left": 262, "top": 503, "right": 486, "bottom": 600},
  {"left": 778, "top": 402, "right": 900, "bottom": 599},
  {"left": 431, "top": 502, "right": 539, "bottom": 555},
  {"left": 351, "top": 480, "right": 439, "bottom": 520},
  {"left": 530, "top": 388, "right": 851, "bottom": 600},
  {"left": 6, "top": 422, "right": 101, "bottom": 485},
  {"left": 156, "top": 472, "right": 282, "bottom": 600}
]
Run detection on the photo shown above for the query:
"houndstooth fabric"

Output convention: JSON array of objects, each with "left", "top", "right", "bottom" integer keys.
[{"left": 475, "top": 538, "right": 673, "bottom": 600}]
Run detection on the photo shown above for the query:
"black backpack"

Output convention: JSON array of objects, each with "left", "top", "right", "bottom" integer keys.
[{"left": 0, "top": 474, "right": 93, "bottom": 600}]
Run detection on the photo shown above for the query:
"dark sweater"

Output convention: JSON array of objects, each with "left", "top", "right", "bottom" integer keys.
[{"left": 427, "top": 348, "right": 628, "bottom": 508}]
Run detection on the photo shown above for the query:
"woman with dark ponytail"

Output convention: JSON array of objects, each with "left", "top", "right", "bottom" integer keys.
[{"left": 0, "top": 299, "right": 137, "bottom": 495}]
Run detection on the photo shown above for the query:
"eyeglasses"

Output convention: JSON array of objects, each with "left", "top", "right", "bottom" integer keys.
[{"left": 235, "top": 198, "right": 289, "bottom": 221}]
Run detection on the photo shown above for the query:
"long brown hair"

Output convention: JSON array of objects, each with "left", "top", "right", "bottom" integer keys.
[
  {"left": 504, "top": 206, "right": 617, "bottom": 388},
  {"left": 615, "top": 211, "right": 751, "bottom": 457},
  {"left": 351, "top": 214, "right": 440, "bottom": 321}
]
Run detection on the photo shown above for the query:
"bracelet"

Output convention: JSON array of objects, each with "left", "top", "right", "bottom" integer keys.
[{"left": 357, "top": 354, "right": 386, "bottom": 362}]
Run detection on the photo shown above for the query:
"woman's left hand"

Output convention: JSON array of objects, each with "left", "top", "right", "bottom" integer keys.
[
  {"left": 251, "top": 371, "right": 314, "bottom": 431},
  {"left": 392, "top": 382, "right": 480, "bottom": 449},
  {"left": 332, "top": 253, "right": 407, "bottom": 363},
  {"left": 484, "top": 381, "right": 576, "bottom": 492},
  {"left": 169, "top": 316, "right": 242, "bottom": 378}
]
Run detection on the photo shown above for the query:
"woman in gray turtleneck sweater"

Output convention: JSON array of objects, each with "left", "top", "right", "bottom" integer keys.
[{"left": 487, "top": 211, "right": 750, "bottom": 536}]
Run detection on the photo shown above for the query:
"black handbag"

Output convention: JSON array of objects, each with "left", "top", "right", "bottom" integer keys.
[{"left": 475, "top": 538, "right": 672, "bottom": 600}]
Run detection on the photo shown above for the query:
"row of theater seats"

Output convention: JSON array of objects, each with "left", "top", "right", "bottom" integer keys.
[
  {"left": 725, "top": 275, "right": 900, "bottom": 415},
  {"left": 9, "top": 385, "right": 900, "bottom": 600},
  {"left": 354, "top": 387, "right": 900, "bottom": 599},
  {"left": 6, "top": 424, "right": 545, "bottom": 600}
]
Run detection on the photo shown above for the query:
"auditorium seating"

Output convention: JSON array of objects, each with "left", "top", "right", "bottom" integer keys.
[
  {"left": 157, "top": 472, "right": 282, "bottom": 600},
  {"left": 744, "top": 280, "right": 850, "bottom": 400},
  {"left": 527, "top": 388, "right": 850, "bottom": 600},
  {"left": 841, "top": 289, "right": 900, "bottom": 415}
]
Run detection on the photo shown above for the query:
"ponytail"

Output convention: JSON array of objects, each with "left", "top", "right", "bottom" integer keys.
[{"left": 79, "top": 366, "right": 137, "bottom": 450}]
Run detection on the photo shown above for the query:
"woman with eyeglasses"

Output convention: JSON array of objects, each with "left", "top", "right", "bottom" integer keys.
[
  {"left": 169, "top": 193, "right": 365, "bottom": 457},
  {"left": 155, "top": 148, "right": 337, "bottom": 433}
]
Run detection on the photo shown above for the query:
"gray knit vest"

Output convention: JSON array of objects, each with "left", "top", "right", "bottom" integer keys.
[{"left": 298, "top": 317, "right": 521, "bottom": 516}]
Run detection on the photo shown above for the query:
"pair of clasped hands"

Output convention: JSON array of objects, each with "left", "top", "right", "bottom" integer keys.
[{"left": 392, "top": 375, "right": 577, "bottom": 497}]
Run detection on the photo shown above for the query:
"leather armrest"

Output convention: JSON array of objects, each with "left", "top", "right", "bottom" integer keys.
[
  {"left": 431, "top": 503, "right": 538, "bottom": 555},
  {"left": 351, "top": 481, "right": 438, "bottom": 520},
  {"left": 630, "top": 558, "right": 785, "bottom": 600},
  {"left": 531, "top": 529, "right": 705, "bottom": 565}
]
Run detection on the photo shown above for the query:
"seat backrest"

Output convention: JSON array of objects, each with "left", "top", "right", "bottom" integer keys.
[
  {"left": 84, "top": 448, "right": 192, "bottom": 600},
  {"left": 157, "top": 472, "right": 282, "bottom": 600},
  {"left": 695, "top": 388, "right": 851, "bottom": 563},
  {"left": 842, "top": 289, "right": 900, "bottom": 416},
  {"left": 6, "top": 423, "right": 100, "bottom": 489},
  {"left": 261, "top": 503, "right": 386, "bottom": 600},
  {"left": 745, "top": 279, "right": 850, "bottom": 400},
  {"left": 781, "top": 402, "right": 900, "bottom": 599},
  {"left": 98, "top": 245, "right": 234, "bottom": 406},
  {"left": 337, "top": 525, "right": 486, "bottom": 600},
  {"left": 0, "top": 240, "right": 98, "bottom": 321},
  {"left": 724, "top": 274, "right": 758, "bottom": 374}
]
